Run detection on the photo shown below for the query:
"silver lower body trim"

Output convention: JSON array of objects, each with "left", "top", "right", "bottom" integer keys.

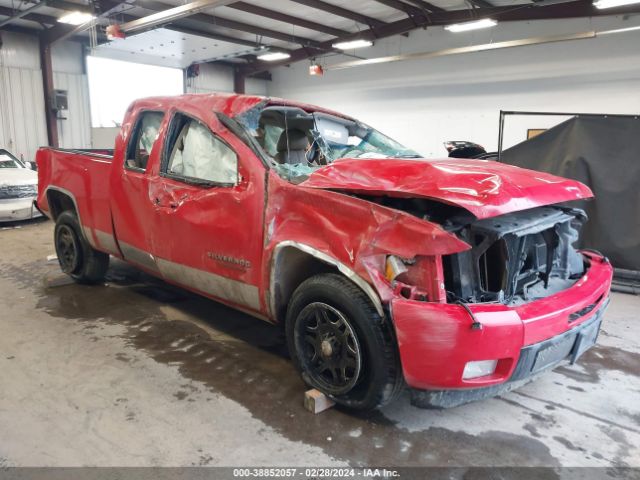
[
  {"left": 156, "top": 258, "right": 261, "bottom": 312},
  {"left": 118, "top": 240, "right": 261, "bottom": 312},
  {"left": 119, "top": 241, "right": 160, "bottom": 274},
  {"left": 93, "top": 229, "right": 120, "bottom": 255}
]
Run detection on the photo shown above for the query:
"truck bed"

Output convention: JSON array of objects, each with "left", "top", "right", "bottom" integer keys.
[{"left": 36, "top": 147, "right": 119, "bottom": 256}]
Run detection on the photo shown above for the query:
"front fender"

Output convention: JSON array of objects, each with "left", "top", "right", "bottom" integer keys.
[{"left": 264, "top": 172, "right": 470, "bottom": 316}]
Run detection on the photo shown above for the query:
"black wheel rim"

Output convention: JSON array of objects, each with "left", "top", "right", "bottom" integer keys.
[
  {"left": 56, "top": 225, "right": 79, "bottom": 274},
  {"left": 294, "top": 302, "right": 362, "bottom": 395}
]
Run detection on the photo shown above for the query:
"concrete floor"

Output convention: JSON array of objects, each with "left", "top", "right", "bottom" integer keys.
[{"left": 0, "top": 219, "right": 639, "bottom": 468}]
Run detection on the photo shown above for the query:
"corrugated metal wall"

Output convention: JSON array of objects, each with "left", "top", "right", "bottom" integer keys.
[
  {"left": 52, "top": 41, "right": 91, "bottom": 149},
  {"left": 53, "top": 71, "right": 92, "bottom": 148},
  {"left": 0, "top": 31, "right": 48, "bottom": 162},
  {"left": 0, "top": 32, "right": 92, "bottom": 160}
]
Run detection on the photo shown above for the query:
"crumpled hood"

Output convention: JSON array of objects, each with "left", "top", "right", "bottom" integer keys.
[
  {"left": 0, "top": 168, "right": 38, "bottom": 187},
  {"left": 302, "top": 158, "right": 592, "bottom": 219}
]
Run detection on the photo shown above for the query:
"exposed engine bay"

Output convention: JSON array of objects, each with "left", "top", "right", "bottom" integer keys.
[
  {"left": 358, "top": 195, "right": 587, "bottom": 306},
  {"left": 442, "top": 206, "right": 586, "bottom": 305}
]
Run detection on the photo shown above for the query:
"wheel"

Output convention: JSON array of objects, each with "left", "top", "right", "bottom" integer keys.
[
  {"left": 286, "top": 273, "right": 403, "bottom": 410},
  {"left": 54, "top": 210, "right": 109, "bottom": 284}
]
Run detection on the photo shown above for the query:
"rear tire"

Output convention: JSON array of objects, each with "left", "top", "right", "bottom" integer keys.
[
  {"left": 54, "top": 210, "right": 109, "bottom": 284},
  {"left": 286, "top": 273, "right": 403, "bottom": 410}
]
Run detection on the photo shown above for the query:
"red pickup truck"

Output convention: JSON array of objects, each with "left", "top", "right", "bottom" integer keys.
[{"left": 36, "top": 94, "right": 613, "bottom": 410}]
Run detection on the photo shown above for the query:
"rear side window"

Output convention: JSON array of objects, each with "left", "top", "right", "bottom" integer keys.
[
  {"left": 163, "top": 113, "right": 237, "bottom": 186},
  {"left": 125, "top": 111, "right": 164, "bottom": 171}
]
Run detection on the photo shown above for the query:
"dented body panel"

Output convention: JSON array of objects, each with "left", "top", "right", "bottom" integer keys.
[
  {"left": 35, "top": 93, "right": 613, "bottom": 406},
  {"left": 304, "top": 158, "right": 593, "bottom": 219}
]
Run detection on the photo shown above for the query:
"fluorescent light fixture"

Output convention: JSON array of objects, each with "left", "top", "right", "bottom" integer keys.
[
  {"left": 258, "top": 52, "right": 291, "bottom": 62},
  {"left": 332, "top": 39, "right": 373, "bottom": 50},
  {"left": 594, "top": 0, "right": 640, "bottom": 8},
  {"left": 598, "top": 24, "right": 640, "bottom": 34},
  {"left": 58, "top": 11, "right": 95, "bottom": 25},
  {"left": 445, "top": 18, "right": 497, "bottom": 33},
  {"left": 462, "top": 359, "right": 498, "bottom": 379}
]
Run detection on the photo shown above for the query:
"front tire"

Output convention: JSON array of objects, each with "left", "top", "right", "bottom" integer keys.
[
  {"left": 54, "top": 210, "right": 109, "bottom": 284},
  {"left": 286, "top": 274, "right": 403, "bottom": 410}
]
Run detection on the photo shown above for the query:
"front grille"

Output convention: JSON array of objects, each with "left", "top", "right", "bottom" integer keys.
[{"left": 0, "top": 184, "right": 37, "bottom": 200}]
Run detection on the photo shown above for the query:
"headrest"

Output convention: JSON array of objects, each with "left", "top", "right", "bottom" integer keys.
[{"left": 277, "top": 129, "right": 309, "bottom": 152}]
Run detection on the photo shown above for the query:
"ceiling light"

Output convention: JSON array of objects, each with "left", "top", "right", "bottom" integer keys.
[
  {"left": 444, "top": 18, "right": 497, "bottom": 33},
  {"left": 594, "top": 0, "right": 640, "bottom": 8},
  {"left": 58, "top": 11, "right": 95, "bottom": 25},
  {"left": 257, "top": 52, "right": 291, "bottom": 61},
  {"left": 597, "top": 24, "right": 640, "bottom": 34},
  {"left": 332, "top": 39, "right": 373, "bottom": 50}
]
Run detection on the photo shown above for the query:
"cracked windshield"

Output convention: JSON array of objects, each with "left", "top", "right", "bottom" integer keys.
[{"left": 236, "top": 103, "right": 421, "bottom": 181}]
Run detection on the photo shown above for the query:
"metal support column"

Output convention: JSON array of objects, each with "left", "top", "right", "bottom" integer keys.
[
  {"left": 39, "top": 36, "right": 59, "bottom": 148},
  {"left": 233, "top": 68, "right": 246, "bottom": 94}
]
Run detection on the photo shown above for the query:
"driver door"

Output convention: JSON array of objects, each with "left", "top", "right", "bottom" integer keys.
[{"left": 148, "top": 110, "right": 267, "bottom": 314}]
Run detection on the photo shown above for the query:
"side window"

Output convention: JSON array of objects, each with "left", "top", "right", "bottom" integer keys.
[
  {"left": 164, "top": 114, "right": 238, "bottom": 185},
  {"left": 126, "top": 111, "right": 164, "bottom": 171}
]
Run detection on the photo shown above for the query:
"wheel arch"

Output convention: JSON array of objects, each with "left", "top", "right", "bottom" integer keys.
[
  {"left": 269, "top": 241, "right": 384, "bottom": 324},
  {"left": 46, "top": 186, "right": 79, "bottom": 221},
  {"left": 46, "top": 186, "right": 93, "bottom": 246}
]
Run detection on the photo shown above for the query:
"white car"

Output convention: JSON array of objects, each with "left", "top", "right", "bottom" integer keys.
[{"left": 0, "top": 149, "right": 41, "bottom": 222}]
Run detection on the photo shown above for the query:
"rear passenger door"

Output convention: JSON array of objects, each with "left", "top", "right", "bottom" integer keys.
[
  {"left": 148, "top": 111, "right": 266, "bottom": 314},
  {"left": 110, "top": 110, "right": 166, "bottom": 274}
]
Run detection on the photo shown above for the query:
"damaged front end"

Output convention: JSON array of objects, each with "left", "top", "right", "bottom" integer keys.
[
  {"left": 442, "top": 206, "right": 587, "bottom": 305},
  {"left": 357, "top": 197, "right": 612, "bottom": 408},
  {"left": 359, "top": 196, "right": 589, "bottom": 308}
]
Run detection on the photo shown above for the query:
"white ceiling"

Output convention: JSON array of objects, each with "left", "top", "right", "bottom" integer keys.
[{"left": 92, "top": 27, "right": 264, "bottom": 68}]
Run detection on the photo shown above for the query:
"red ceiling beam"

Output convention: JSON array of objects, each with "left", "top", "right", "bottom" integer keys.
[
  {"left": 404, "top": 0, "right": 446, "bottom": 14},
  {"left": 287, "top": 0, "right": 388, "bottom": 28},
  {"left": 372, "top": 0, "right": 429, "bottom": 17},
  {"left": 467, "top": 0, "right": 495, "bottom": 8},
  {"left": 228, "top": 2, "right": 349, "bottom": 37}
]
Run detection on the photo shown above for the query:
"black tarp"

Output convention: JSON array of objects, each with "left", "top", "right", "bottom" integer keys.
[{"left": 500, "top": 116, "right": 640, "bottom": 271}]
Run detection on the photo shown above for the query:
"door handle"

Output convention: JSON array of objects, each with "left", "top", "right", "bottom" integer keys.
[{"left": 154, "top": 197, "right": 161, "bottom": 205}]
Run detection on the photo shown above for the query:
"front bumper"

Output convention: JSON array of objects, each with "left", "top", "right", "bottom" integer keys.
[
  {"left": 390, "top": 251, "right": 613, "bottom": 406},
  {"left": 410, "top": 301, "right": 607, "bottom": 408},
  {"left": 0, "top": 197, "right": 42, "bottom": 222}
]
